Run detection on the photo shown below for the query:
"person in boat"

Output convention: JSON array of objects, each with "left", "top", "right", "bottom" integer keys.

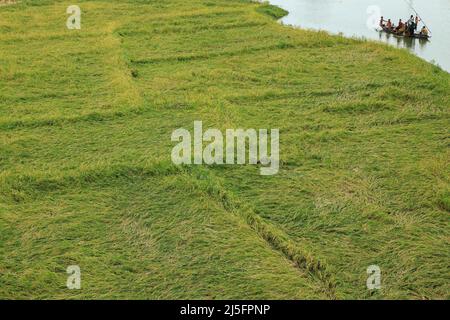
[
  {"left": 415, "top": 16, "right": 421, "bottom": 30},
  {"left": 407, "top": 15, "right": 416, "bottom": 28},
  {"left": 379, "top": 16, "right": 386, "bottom": 27},
  {"left": 406, "top": 15, "right": 416, "bottom": 36},
  {"left": 420, "top": 26, "right": 429, "bottom": 36},
  {"left": 386, "top": 19, "right": 393, "bottom": 30},
  {"left": 395, "top": 19, "right": 405, "bottom": 34}
]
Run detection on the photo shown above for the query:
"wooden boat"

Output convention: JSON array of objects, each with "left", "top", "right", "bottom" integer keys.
[{"left": 380, "top": 26, "right": 430, "bottom": 40}]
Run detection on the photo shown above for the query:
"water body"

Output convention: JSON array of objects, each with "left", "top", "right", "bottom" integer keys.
[{"left": 268, "top": 0, "right": 450, "bottom": 72}]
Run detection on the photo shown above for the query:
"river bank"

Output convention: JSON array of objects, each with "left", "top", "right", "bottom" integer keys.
[{"left": 269, "top": 0, "right": 450, "bottom": 72}]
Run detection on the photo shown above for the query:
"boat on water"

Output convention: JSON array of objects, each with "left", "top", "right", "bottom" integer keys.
[
  {"left": 376, "top": 0, "right": 433, "bottom": 41},
  {"left": 380, "top": 26, "right": 430, "bottom": 40}
]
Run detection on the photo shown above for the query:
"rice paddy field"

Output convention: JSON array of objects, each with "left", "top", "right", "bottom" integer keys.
[{"left": 0, "top": 0, "right": 449, "bottom": 299}]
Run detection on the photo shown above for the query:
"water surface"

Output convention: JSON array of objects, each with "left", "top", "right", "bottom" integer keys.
[{"left": 269, "top": 0, "right": 450, "bottom": 72}]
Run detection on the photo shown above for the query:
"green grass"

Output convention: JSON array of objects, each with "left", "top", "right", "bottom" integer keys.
[
  {"left": 256, "top": 3, "right": 288, "bottom": 20},
  {"left": 0, "top": 0, "right": 449, "bottom": 299}
]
